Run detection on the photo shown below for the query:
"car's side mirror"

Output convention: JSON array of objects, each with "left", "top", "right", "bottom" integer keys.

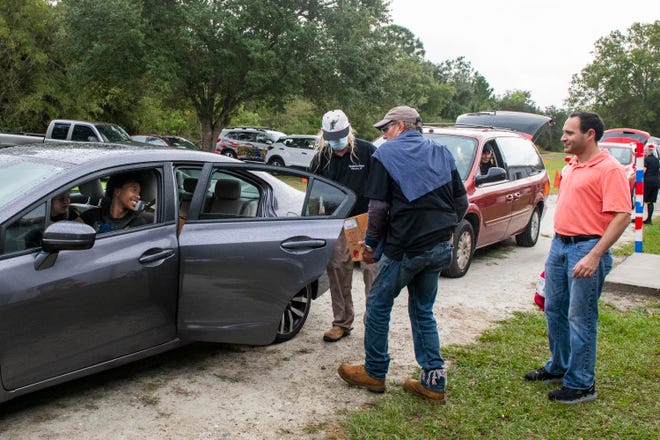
[
  {"left": 35, "top": 221, "right": 96, "bottom": 271},
  {"left": 475, "top": 167, "right": 507, "bottom": 185}
]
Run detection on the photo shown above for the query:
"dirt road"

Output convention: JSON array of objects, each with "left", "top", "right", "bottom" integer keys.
[{"left": 0, "top": 196, "right": 637, "bottom": 439}]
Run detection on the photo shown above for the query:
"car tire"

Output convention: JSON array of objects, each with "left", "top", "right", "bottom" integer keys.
[
  {"left": 268, "top": 157, "right": 285, "bottom": 167},
  {"left": 274, "top": 284, "right": 312, "bottom": 343},
  {"left": 442, "top": 219, "right": 474, "bottom": 278},
  {"left": 515, "top": 206, "right": 541, "bottom": 247},
  {"left": 221, "top": 149, "right": 237, "bottom": 159}
]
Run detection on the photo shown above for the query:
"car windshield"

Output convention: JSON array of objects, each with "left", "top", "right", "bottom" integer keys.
[
  {"left": 95, "top": 124, "right": 132, "bottom": 142},
  {"left": 0, "top": 158, "right": 63, "bottom": 208},
  {"left": 602, "top": 146, "right": 633, "bottom": 165},
  {"left": 423, "top": 133, "right": 478, "bottom": 180}
]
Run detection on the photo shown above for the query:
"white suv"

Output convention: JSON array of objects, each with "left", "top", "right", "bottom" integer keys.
[{"left": 265, "top": 135, "right": 318, "bottom": 169}]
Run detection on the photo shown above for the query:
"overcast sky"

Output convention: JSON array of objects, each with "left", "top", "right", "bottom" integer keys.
[{"left": 388, "top": 0, "right": 659, "bottom": 109}]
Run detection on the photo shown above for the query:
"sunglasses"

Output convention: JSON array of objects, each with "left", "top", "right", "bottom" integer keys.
[{"left": 379, "top": 122, "right": 393, "bottom": 134}]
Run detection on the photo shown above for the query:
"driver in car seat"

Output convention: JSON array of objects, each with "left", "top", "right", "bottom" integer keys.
[
  {"left": 82, "top": 172, "right": 152, "bottom": 232},
  {"left": 479, "top": 144, "right": 496, "bottom": 175}
]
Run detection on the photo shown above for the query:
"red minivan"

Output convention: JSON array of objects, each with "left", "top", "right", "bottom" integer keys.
[
  {"left": 429, "top": 111, "right": 551, "bottom": 277},
  {"left": 372, "top": 111, "right": 552, "bottom": 277}
]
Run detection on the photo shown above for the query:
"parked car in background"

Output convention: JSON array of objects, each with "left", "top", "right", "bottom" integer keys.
[
  {"left": 601, "top": 128, "right": 651, "bottom": 153},
  {"left": 265, "top": 135, "right": 318, "bottom": 168},
  {"left": 599, "top": 141, "right": 636, "bottom": 197},
  {"left": 215, "top": 127, "right": 286, "bottom": 161},
  {"left": 0, "top": 142, "right": 356, "bottom": 404},
  {"left": 131, "top": 134, "right": 200, "bottom": 150},
  {"left": 373, "top": 111, "right": 551, "bottom": 277},
  {"left": 0, "top": 119, "right": 136, "bottom": 147}
]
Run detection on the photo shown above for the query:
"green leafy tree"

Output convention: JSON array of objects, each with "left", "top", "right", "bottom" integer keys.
[
  {"left": 567, "top": 21, "right": 659, "bottom": 134},
  {"left": 494, "top": 90, "right": 540, "bottom": 113},
  {"left": 0, "top": 0, "right": 67, "bottom": 132},
  {"left": 139, "top": 0, "right": 393, "bottom": 150},
  {"left": 61, "top": 0, "right": 153, "bottom": 131},
  {"left": 372, "top": 25, "right": 453, "bottom": 128},
  {"left": 434, "top": 57, "right": 494, "bottom": 120}
]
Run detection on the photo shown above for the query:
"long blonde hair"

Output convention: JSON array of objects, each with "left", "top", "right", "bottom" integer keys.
[{"left": 312, "top": 127, "right": 359, "bottom": 170}]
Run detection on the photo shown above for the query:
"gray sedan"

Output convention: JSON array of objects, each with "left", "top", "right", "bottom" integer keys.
[{"left": 0, "top": 143, "right": 355, "bottom": 404}]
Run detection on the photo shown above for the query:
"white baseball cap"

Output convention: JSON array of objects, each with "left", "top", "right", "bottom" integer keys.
[{"left": 322, "top": 110, "right": 350, "bottom": 140}]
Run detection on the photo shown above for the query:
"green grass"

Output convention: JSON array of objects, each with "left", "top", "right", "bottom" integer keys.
[
  {"left": 339, "top": 304, "right": 659, "bottom": 439},
  {"left": 542, "top": 151, "right": 567, "bottom": 195},
  {"left": 614, "top": 221, "right": 660, "bottom": 256}
]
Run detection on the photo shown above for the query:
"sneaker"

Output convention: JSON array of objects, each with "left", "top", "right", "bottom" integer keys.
[
  {"left": 548, "top": 385, "right": 597, "bottom": 404},
  {"left": 524, "top": 367, "right": 563, "bottom": 383},
  {"left": 323, "top": 325, "right": 350, "bottom": 342},
  {"left": 403, "top": 379, "right": 446, "bottom": 403},
  {"left": 337, "top": 364, "right": 386, "bottom": 393}
]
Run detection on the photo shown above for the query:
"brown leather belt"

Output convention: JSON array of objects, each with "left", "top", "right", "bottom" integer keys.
[{"left": 555, "top": 233, "right": 601, "bottom": 244}]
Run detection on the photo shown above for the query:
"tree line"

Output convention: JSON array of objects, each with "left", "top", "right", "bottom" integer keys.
[{"left": 1, "top": 1, "right": 657, "bottom": 151}]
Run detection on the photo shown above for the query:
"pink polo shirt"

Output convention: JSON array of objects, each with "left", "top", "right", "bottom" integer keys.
[{"left": 555, "top": 150, "right": 630, "bottom": 236}]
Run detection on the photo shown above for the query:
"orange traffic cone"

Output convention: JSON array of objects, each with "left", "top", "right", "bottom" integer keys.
[{"left": 553, "top": 169, "right": 560, "bottom": 188}]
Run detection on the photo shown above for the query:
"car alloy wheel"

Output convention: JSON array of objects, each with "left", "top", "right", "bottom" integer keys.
[
  {"left": 516, "top": 207, "right": 541, "bottom": 247},
  {"left": 442, "top": 219, "right": 474, "bottom": 278},
  {"left": 274, "top": 284, "right": 312, "bottom": 343},
  {"left": 221, "top": 149, "right": 237, "bottom": 159},
  {"left": 269, "top": 157, "right": 284, "bottom": 167}
]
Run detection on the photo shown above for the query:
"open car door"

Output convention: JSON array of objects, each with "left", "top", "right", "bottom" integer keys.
[{"left": 177, "top": 163, "right": 356, "bottom": 345}]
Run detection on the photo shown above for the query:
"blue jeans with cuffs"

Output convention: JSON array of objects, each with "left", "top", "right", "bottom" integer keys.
[
  {"left": 364, "top": 241, "right": 452, "bottom": 391},
  {"left": 543, "top": 236, "right": 612, "bottom": 390}
]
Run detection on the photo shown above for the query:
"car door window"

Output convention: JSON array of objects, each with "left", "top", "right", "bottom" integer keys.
[
  {"left": 189, "top": 166, "right": 353, "bottom": 221},
  {"left": 80, "top": 168, "right": 162, "bottom": 234},
  {"left": 1, "top": 203, "right": 47, "bottom": 256},
  {"left": 256, "top": 133, "right": 271, "bottom": 144},
  {"left": 496, "top": 137, "right": 544, "bottom": 180},
  {"left": 71, "top": 125, "right": 98, "bottom": 142},
  {"left": 202, "top": 171, "right": 260, "bottom": 219},
  {"left": 50, "top": 122, "right": 70, "bottom": 140}
]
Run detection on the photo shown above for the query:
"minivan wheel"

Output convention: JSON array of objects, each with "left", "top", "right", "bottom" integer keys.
[
  {"left": 515, "top": 207, "right": 541, "bottom": 247},
  {"left": 274, "top": 284, "right": 312, "bottom": 343},
  {"left": 221, "top": 149, "right": 237, "bottom": 159},
  {"left": 442, "top": 219, "right": 474, "bottom": 278}
]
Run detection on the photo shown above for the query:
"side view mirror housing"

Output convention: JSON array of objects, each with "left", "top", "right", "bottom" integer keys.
[
  {"left": 475, "top": 167, "right": 507, "bottom": 185},
  {"left": 35, "top": 221, "right": 96, "bottom": 271}
]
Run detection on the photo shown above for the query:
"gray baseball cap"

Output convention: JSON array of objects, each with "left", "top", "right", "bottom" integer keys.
[{"left": 374, "top": 105, "right": 421, "bottom": 129}]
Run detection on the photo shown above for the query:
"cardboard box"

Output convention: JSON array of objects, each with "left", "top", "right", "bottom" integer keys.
[{"left": 343, "top": 213, "right": 369, "bottom": 261}]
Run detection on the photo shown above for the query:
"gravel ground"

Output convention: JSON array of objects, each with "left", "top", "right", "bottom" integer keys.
[{"left": 0, "top": 196, "right": 643, "bottom": 439}]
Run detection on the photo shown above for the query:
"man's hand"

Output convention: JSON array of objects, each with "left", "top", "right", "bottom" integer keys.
[
  {"left": 360, "top": 241, "right": 375, "bottom": 264},
  {"left": 572, "top": 253, "right": 600, "bottom": 278}
]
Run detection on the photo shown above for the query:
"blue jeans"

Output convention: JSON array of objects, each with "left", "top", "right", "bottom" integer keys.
[
  {"left": 364, "top": 241, "right": 452, "bottom": 391},
  {"left": 544, "top": 236, "right": 612, "bottom": 389}
]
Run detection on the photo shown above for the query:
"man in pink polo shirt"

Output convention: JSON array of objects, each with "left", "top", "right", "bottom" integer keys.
[{"left": 524, "top": 112, "right": 630, "bottom": 404}]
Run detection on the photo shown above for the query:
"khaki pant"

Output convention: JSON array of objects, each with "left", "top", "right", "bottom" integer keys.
[{"left": 327, "top": 233, "right": 377, "bottom": 330}]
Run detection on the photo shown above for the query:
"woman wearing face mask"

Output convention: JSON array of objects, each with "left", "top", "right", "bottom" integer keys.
[{"left": 308, "top": 109, "right": 378, "bottom": 343}]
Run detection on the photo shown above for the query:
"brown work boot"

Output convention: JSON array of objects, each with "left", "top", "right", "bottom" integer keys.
[
  {"left": 403, "top": 379, "right": 446, "bottom": 403},
  {"left": 337, "top": 364, "right": 386, "bottom": 393},
  {"left": 323, "top": 325, "right": 350, "bottom": 342}
]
